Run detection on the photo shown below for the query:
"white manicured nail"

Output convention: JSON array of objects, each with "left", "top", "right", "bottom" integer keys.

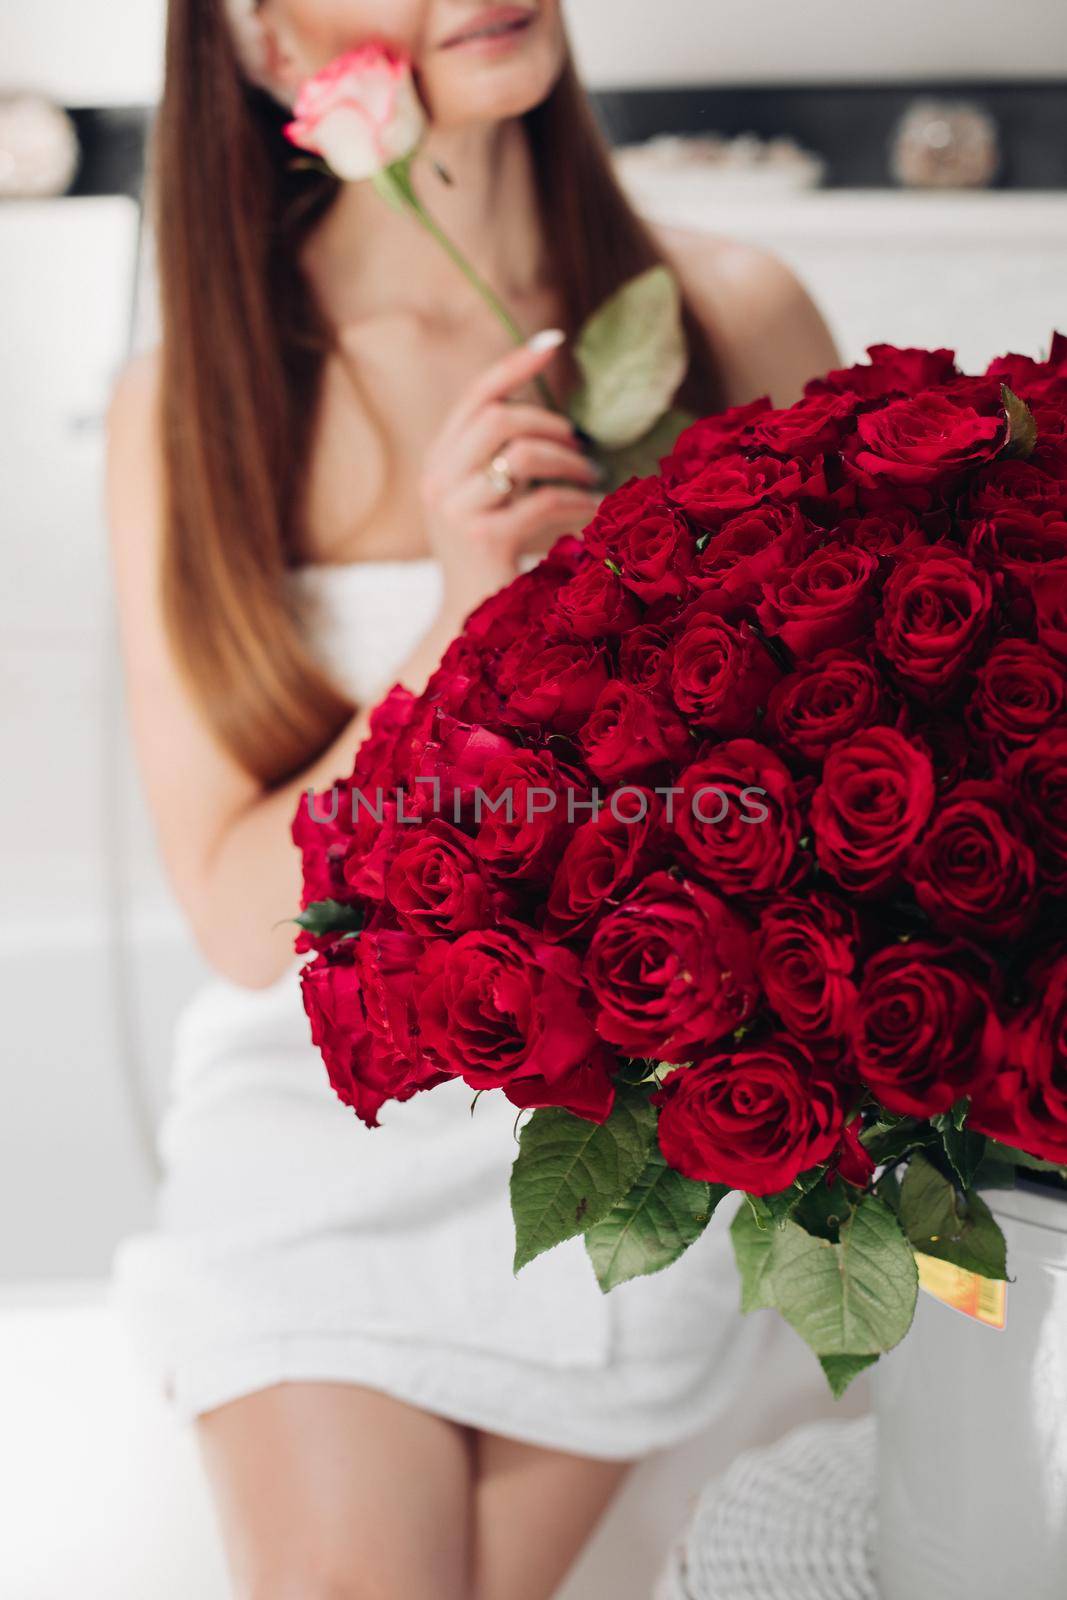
[{"left": 527, "top": 328, "right": 566, "bottom": 352}]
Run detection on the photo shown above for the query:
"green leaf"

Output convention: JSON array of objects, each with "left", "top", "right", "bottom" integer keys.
[
  {"left": 570, "top": 267, "right": 689, "bottom": 449},
  {"left": 292, "top": 899, "right": 364, "bottom": 937},
  {"left": 898, "top": 1155, "right": 1007, "bottom": 1280},
  {"left": 732, "top": 1196, "right": 918, "bottom": 1358},
  {"left": 746, "top": 1167, "right": 826, "bottom": 1231},
  {"left": 861, "top": 1117, "right": 933, "bottom": 1167},
  {"left": 793, "top": 1175, "right": 856, "bottom": 1242},
  {"left": 510, "top": 1086, "right": 656, "bottom": 1272},
  {"left": 819, "top": 1352, "right": 879, "bottom": 1399},
  {"left": 730, "top": 1204, "right": 779, "bottom": 1313},
  {"left": 595, "top": 406, "right": 694, "bottom": 494},
  {"left": 933, "top": 1114, "right": 987, "bottom": 1190},
  {"left": 584, "top": 1147, "right": 727, "bottom": 1292},
  {"left": 984, "top": 1140, "right": 1067, "bottom": 1181},
  {"left": 1001, "top": 384, "right": 1038, "bottom": 459}
]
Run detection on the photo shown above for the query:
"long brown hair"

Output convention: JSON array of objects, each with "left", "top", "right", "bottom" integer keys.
[{"left": 155, "top": 1, "right": 722, "bottom": 788}]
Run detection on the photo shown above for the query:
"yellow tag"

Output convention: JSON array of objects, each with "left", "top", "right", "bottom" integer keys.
[{"left": 915, "top": 1252, "right": 1007, "bottom": 1329}]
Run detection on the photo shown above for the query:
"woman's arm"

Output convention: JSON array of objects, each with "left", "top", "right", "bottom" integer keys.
[
  {"left": 105, "top": 354, "right": 452, "bottom": 989},
  {"left": 106, "top": 337, "right": 597, "bottom": 990},
  {"left": 657, "top": 226, "right": 841, "bottom": 408}
]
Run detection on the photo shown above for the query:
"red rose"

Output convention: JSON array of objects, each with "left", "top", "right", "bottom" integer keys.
[
  {"left": 542, "top": 790, "right": 659, "bottom": 941},
  {"left": 418, "top": 928, "right": 614, "bottom": 1120},
  {"left": 617, "top": 622, "right": 674, "bottom": 691},
  {"left": 966, "top": 640, "right": 1067, "bottom": 762},
  {"left": 668, "top": 600, "right": 779, "bottom": 735},
  {"left": 673, "top": 740, "right": 802, "bottom": 896},
  {"left": 1003, "top": 725, "right": 1067, "bottom": 890},
  {"left": 384, "top": 819, "right": 493, "bottom": 938},
  {"left": 584, "top": 477, "right": 694, "bottom": 602},
  {"left": 967, "top": 459, "right": 1067, "bottom": 522},
  {"left": 876, "top": 546, "right": 994, "bottom": 699},
  {"left": 766, "top": 650, "right": 890, "bottom": 765},
  {"left": 850, "top": 391, "right": 1003, "bottom": 487},
  {"left": 833, "top": 508, "right": 928, "bottom": 556},
  {"left": 812, "top": 726, "right": 935, "bottom": 894},
  {"left": 749, "top": 389, "right": 858, "bottom": 459},
  {"left": 585, "top": 871, "right": 759, "bottom": 1062},
  {"left": 415, "top": 714, "right": 516, "bottom": 817},
  {"left": 691, "top": 504, "right": 814, "bottom": 604},
  {"left": 808, "top": 344, "right": 959, "bottom": 400},
  {"left": 906, "top": 780, "right": 1037, "bottom": 938},
  {"left": 474, "top": 748, "right": 588, "bottom": 885},
  {"left": 670, "top": 454, "right": 826, "bottom": 530},
  {"left": 968, "top": 510, "right": 1067, "bottom": 582},
  {"left": 580, "top": 679, "right": 690, "bottom": 782},
  {"left": 756, "top": 894, "right": 859, "bottom": 1049},
  {"left": 554, "top": 560, "right": 642, "bottom": 639},
  {"left": 497, "top": 634, "right": 610, "bottom": 735},
  {"left": 655, "top": 1039, "right": 844, "bottom": 1195},
  {"left": 852, "top": 942, "right": 1001, "bottom": 1117},
  {"left": 292, "top": 684, "right": 417, "bottom": 926},
  {"left": 301, "top": 933, "right": 447, "bottom": 1127},
  {"left": 661, "top": 398, "right": 773, "bottom": 481},
  {"left": 758, "top": 540, "right": 880, "bottom": 658},
  {"left": 1034, "top": 567, "right": 1067, "bottom": 663},
  {"left": 462, "top": 538, "right": 582, "bottom": 647},
  {"left": 985, "top": 955, "right": 1067, "bottom": 1163}
]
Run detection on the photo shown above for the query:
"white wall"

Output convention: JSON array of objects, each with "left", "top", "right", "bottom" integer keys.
[
  {"left": 566, "top": 0, "right": 1067, "bottom": 88},
  {"left": 3, "top": 1, "right": 1066, "bottom": 105}
]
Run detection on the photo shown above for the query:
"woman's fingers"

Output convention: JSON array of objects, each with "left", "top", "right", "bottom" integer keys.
[
  {"left": 449, "top": 329, "right": 568, "bottom": 430},
  {"left": 451, "top": 402, "right": 579, "bottom": 478},
  {"left": 478, "top": 486, "right": 603, "bottom": 549}
]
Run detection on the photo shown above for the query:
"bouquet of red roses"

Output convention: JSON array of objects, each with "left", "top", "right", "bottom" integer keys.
[{"left": 293, "top": 339, "right": 1067, "bottom": 1392}]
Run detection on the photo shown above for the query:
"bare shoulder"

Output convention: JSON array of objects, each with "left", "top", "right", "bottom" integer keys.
[{"left": 655, "top": 225, "right": 840, "bottom": 408}]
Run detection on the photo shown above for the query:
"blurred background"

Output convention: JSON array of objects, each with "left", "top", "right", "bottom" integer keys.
[{"left": 1, "top": 2, "right": 1065, "bottom": 1595}]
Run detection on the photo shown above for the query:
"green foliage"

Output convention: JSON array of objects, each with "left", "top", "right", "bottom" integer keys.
[
  {"left": 584, "top": 1147, "right": 727, "bottom": 1292},
  {"left": 292, "top": 900, "right": 363, "bottom": 938},
  {"left": 1001, "top": 384, "right": 1038, "bottom": 459},
  {"left": 570, "top": 268, "right": 690, "bottom": 450},
  {"left": 731, "top": 1195, "right": 918, "bottom": 1394},
  {"left": 511, "top": 1087, "right": 656, "bottom": 1272},
  {"left": 897, "top": 1154, "right": 1007, "bottom": 1281}
]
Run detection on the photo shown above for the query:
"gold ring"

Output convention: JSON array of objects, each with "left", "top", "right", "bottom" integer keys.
[{"left": 486, "top": 453, "right": 515, "bottom": 500}]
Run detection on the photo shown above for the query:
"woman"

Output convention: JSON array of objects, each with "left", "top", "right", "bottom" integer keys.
[{"left": 108, "top": 3, "right": 839, "bottom": 1596}]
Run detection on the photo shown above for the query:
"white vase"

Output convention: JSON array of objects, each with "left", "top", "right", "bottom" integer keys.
[{"left": 875, "top": 1179, "right": 1067, "bottom": 1600}]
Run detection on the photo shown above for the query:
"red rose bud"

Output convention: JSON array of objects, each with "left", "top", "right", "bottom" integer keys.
[
  {"left": 756, "top": 894, "right": 859, "bottom": 1049},
  {"left": 669, "top": 601, "right": 780, "bottom": 735},
  {"left": 673, "top": 740, "right": 802, "bottom": 896},
  {"left": 542, "top": 790, "right": 658, "bottom": 941},
  {"left": 585, "top": 872, "right": 760, "bottom": 1063},
  {"left": 1004, "top": 724, "right": 1067, "bottom": 891},
  {"left": 655, "top": 1039, "right": 844, "bottom": 1196},
  {"left": 966, "top": 640, "right": 1067, "bottom": 763},
  {"left": 812, "top": 726, "right": 935, "bottom": 895},
  {"left": 301, "top": 933, "right": 447, "bottom": 1128},
  {"left": 906, "top": 780, "right": 1037, "bottom": 939},
  {"left": 757, "top": 540, "right": 880, "bottom": 659},
  {"left": 417, "top": 928, "right": 614, "bottom": 1122},
  {"left": 875, "top": 545, "right": 994, "bottom": 700},
  {"left": 583, "top": 477, "right": 694, "bottom": 602},
  {"left": 852, "top": 941, "right": 1002, "bottom": 1117},
  {"left": 766, "top": 650, "right": 890, "bottom": 766}
]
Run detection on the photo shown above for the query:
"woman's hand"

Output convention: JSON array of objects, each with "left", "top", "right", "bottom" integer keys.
[{"left": 420, "top": 331, "right": 603, "bottom": 629}]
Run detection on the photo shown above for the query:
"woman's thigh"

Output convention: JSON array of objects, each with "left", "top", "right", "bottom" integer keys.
[
  {"left": 197, "top": 1382, "right": 473, "bottom": 1600},
  {"left": 472, "top": 1431, "right": 633, "bottom": 1600}
]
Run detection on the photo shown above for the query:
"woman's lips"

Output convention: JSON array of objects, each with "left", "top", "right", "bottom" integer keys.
[{"left": 439, "top": 7, "right": 536, "bottom": 53}]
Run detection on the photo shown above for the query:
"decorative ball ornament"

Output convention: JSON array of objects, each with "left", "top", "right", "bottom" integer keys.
[
  {"left": 0, "top": 94, "right": 80, "bottom": 199},
  {"left": 890, "top": 99, "right": 1001, "bottom": 190}
]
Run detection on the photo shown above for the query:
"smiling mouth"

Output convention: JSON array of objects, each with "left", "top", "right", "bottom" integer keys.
[{"left": 441, "top": 10, "right": 536, "bottom": 49}]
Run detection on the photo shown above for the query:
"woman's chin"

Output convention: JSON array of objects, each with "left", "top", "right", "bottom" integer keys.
[{"left": 426, "top": 46, "right": 565, "bottom": 127}]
